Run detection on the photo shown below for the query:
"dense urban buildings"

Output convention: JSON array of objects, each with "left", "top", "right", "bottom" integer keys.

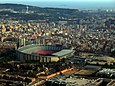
[{"left": 0, "top": 3, "right": 115, "bottom": 86}]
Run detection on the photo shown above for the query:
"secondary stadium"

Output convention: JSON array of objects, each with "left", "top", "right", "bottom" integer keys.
[{"left": 16, "top": 44, "right": 74, "bottom": 62}]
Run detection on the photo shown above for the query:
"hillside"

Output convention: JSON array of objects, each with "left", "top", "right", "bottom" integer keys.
[{"left": 0, "top": 3, "right": 88, "bottom": 21}]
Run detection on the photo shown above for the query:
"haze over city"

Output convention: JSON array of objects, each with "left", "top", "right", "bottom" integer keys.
[{"left": 1, "top": 0, "right": 115, "bottom": 9}]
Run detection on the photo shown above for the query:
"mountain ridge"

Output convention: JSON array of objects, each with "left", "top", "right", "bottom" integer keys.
[{"left": 0, "top": 3, "right": 87, "bottom": 21}]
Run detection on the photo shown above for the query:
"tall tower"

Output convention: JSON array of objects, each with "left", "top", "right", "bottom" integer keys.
[{"left": 26, "top": 6, "right": 29, "bottom": 13}]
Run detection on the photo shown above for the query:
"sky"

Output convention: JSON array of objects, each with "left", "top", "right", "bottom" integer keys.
[
  {"left": 0, "top": 0, "right": 114, "bottom": 2},
  {"left": 0, "top": 0, "right": 115, "bottom": 10},
  {"left": 0, "top": 0, "right": 115, "bottom": 2}
]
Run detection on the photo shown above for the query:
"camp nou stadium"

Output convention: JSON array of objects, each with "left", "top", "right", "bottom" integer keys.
[{"left": 16, "top": 44, "right": 74, "bottom": 62}]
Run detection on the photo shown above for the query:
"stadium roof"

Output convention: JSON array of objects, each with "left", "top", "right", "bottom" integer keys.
[{"left": 52, "top": 49, "right": 74, "bottom": 57}]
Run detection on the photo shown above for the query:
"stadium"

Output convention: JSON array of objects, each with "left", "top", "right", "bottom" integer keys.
[{"left": 16, "top": 44, "right": 74, "bottom": 62}]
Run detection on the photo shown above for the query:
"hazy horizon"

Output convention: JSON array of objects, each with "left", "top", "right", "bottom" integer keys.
[{"left": 0, "top": 0, "right": 115, "bottom": 10}]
